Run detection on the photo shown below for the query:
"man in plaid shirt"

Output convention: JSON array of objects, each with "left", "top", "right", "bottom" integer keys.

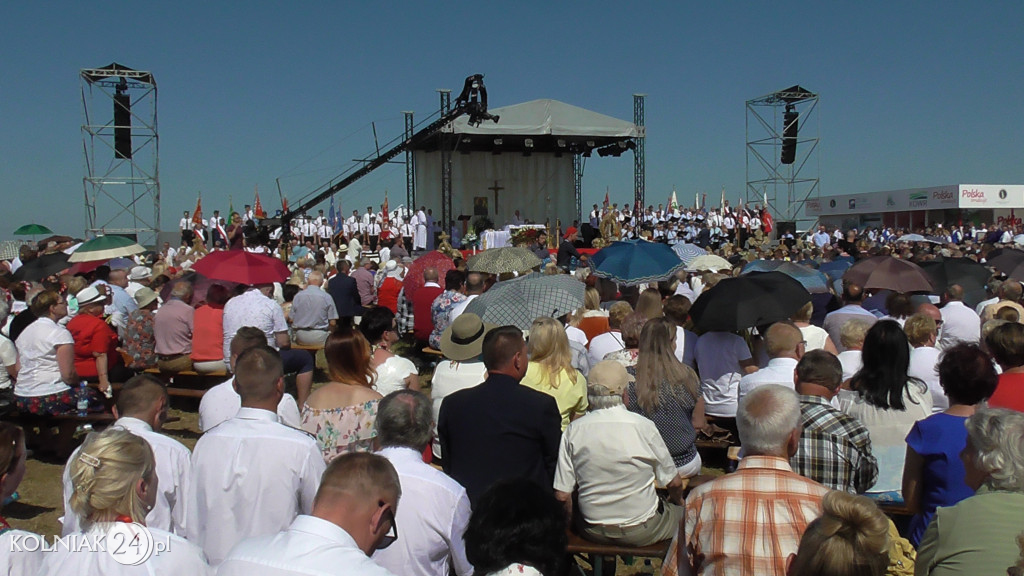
[
  {"left": 664, "top": 385, "right": 829, "bottom": 576},
  {"left": 791, "top": 350, "right": 878, "bottom": 493}
]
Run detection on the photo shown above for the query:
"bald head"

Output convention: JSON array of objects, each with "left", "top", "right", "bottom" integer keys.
[
  {"left": 945, "top": 284, "right": 964, "bottom": 302},
  {"left": 109, "top": 269, "right": 128, "bottom": 287},
  {"left": 916, "top": 302, "right": 942, "bottom": 324},
  {"left": 423, "top": 267, "right": 439, "bottom": 283},
  {"left": 307, "top": 271, "right": 324, "bottom": 287},
  {"left": 765, "top": 322, "right": 804, "bottom": 359},
  {"left": 842, "top": 281, "right": 865, "bottom": 303}
]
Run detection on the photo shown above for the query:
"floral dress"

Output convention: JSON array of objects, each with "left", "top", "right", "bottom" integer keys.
[
  {"left": 429, "top": 290, "right": 468, "bottom": 349},
  {"left": 123, "top": 309, "right": 157, "bottom": 369},
  {"left": 300, "top": 399, "right": 379, "bottom": 464}
]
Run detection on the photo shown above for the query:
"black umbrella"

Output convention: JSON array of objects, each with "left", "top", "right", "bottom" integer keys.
[
  {"left": 986, "top": 248, "right": 1024, "bottom": 275},
  {"left": 690, "top": 271, "right": 812, "bottom": 332},
  {"left": 12, "top": 252, "right": 71, "bottom": 282},
  {"left": 920, "top": 258, "right": 991, "bottom": 309}
]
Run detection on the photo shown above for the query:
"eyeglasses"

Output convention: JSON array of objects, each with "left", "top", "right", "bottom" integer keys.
[{"left": 376, "top": 502, "right": 398, "bottom": 550}]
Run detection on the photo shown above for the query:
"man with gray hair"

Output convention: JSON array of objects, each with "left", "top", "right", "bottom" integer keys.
[
  {"left": 291, "top": 270, "right": 338, "bottom": 346},
  {"left": 372, "top": 390, "right": 472, "bottom": 576},
  {"left": 153, "top": 281, "right": 195, "bottom": 372},
  {"left": 553, "top": 360, "right": 684, "bottom": 547},
  {"left": 663, "top": 385, "right": 829, "bottom": 576}
]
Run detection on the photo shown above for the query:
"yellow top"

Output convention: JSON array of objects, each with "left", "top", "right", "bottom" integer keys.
[{"left": 521, "top": 361, "right": 588, "bottom": 431}]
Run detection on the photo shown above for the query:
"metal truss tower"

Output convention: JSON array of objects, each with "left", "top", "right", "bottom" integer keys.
[
  {"left": 438, "top": 89, "right": 453, "bottom": 229},
  {"left": 633, "top": 94, "right": 646, "bottom": 210},
  {"left": 573, "top": 155, "right": 583, "bottom": 222},
  {"left": 403, "top": 111, "right": 415, "bottom": 212},
  {"left": 81, "top": 63, "right": 159, "bottom": 244},
  {"left": 745, "top": 85, "right": 819, "bottom": 228}
]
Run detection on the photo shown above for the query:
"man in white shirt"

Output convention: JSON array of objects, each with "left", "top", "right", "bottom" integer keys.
[
  {"left": 414, "top": 207, "right": 428, "bottom": 250},
  {"left": 448, "top": 272, "right": 485, "bottom": 323},
  {"left": 554, "top": 361, "right": 685, "bottom": 546},
  {"left": 61, "top": 374, "right": 191, "bottom": 536},
  {"left": 738, "top": 322, "right": 804, "bottom": 405},
  {"left": 223, "top": 284, "right": 315, "bottom": 406},
  {"left": 372, "top": 390, "right": 473, "bottom": 576},
  {"left": 199, "top": 327, "right": 302, "bottom": 431},
  {"left": 938, "top": 284, "right": 981, "bottom": 350},
  {"left": 188, "top": 346, "right": 326, "bottom": 565},
  {"left": 823, "top": 281, "right": 878, "bottom": 353},
  {"left": 218, "top": 452, "right": 399, "bottom": 576},
  {"left": 179, "top": 210, "right": 194, "bottom": 245}
]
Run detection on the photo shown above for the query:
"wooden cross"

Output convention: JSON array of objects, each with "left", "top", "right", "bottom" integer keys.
[{"left": 488, "top": 180, "right": 504, "bottom": 214}]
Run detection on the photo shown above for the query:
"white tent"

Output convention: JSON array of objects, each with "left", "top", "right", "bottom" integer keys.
[{"left": 414, "top": 99, "right": 637, "bottom": 229}]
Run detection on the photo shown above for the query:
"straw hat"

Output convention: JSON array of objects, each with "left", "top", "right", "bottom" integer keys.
[
  {"left": 75, "top": 286, "right": 106, "bottom": 306},
  {"left": 128, "top": 266, "right": 152, "bottom": 281},
  {"left": 440, "top": 313, "right": 495, "bottom": 362},
  {"left": 134, "top": 287, "right": 158, "bottom": 308}
]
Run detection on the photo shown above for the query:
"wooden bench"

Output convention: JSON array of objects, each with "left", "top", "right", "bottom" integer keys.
[
  {"left": 291, "top": 343, "right": 324, "bottom": 352},
  {"left": 421, "top": 347, "right": 444, "bottom": 357},
  {"left": 13, "top": 412, "right": 117, "bottom": 459},
  {"left": 143, "top": 368, "right": 227, "bottom": 398},
  {"left": 567, "top": 530, "right": 670, "bottom": 576}
]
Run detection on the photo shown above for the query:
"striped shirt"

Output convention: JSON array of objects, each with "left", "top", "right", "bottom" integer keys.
[
  {"left": 791, "top": 394, "right": 878, "bottom": 494},
  {"left": 663, "top": 455, "right": 829, "bottom": 576}
]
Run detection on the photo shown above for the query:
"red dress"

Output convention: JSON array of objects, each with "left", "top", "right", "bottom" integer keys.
[
  {"left": 67, "top": 313, "right": 121, "bottom": 378},
  {"left": 989, "top": 372, "right": 1024, "bottom": 412}
]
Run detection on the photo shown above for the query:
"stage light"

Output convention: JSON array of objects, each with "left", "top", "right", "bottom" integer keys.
[
  {"left": 525, "top": 138, "right": 534, "bottom": 148},
  {"left": 557, "top": 139, "right": 566, "bottom": 148},
  {"left": 494, "top": 138, "right": 503, "bottom": 146}
]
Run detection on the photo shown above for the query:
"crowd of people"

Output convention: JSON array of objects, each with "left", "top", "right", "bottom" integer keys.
[{"left": 3, "top": 210, "right": 1024, "bottom": 576}]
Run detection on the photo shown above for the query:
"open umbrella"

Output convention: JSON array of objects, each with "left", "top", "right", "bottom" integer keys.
[
  {"left": 685, "top": 254, "right": 733, "bottom": 273},
  {"left": 12, "top": 252, "right": 71, "bottom": 282},
  {"left": 159, "top": 270, "right": 242, "bottom": 304},
  {"left": 742, "top": 260, "right": 830, "bottom": 294},
  {"left": 844, "top": 256, "right": 932, "bottom": 293},
  {"left": 467, "top": 246, "right": 542, "bottom": 275},
  {"left": 191, "top": 250, "right": 290, "bottom": 285},
  {"left": 106, "top": 257, "right": 136, "bottom": 270},
  {"left": 463, "top": 274, "right": 586, "bottom": 330},
  {"left": 67, "top": 235, "right": 145, "bottom": 262},
  {"left": 671, "top": 243, "right": 707, "bottom": 266},
  {"left": 591, "top": 240, "right": 687, "bottom": 285},
  {"left": 13, "top": 224, "right": 53, "bottom": 236},
  {"left": 689, "top": 271, "right": 812, "bottom": 332},
  {"left": 986, "top": 248, "right": 1024, "bottom": 274},
  {"left": 402, "top": 251, "right": 455, "bottom": 301},
  {"left": 920, "top": 258, "right": 990, "bottom": 308}
]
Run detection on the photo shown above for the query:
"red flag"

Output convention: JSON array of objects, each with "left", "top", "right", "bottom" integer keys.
[
  {"left": 254, "top": 190, "right": 266, "bottom": 219},
  {"left": 282, "top": 196, "right": 289, "bottom": 213},
  {"left": 604, "top": 190, "right": 610, "bottom": 207},
  {"left": 762, "top": 207, "right": 774, "bottom": 233},
  {"left": 382, "top": 192, "right": 390, "bottom": 227},
  {"left": 192, "top": 195, "right": 203, "bottom": 225}
]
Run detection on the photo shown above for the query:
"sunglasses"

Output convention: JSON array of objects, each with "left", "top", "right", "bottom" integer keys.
[{"left": 377, "top": 502, "right": 398, "bottom": 550}]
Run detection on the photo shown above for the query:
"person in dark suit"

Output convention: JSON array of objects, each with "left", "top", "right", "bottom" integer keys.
[
  {"left": 327, "top": 260, "right": 363, "bottom": 328},
  {"left": 439, "top": 325, "right": 562, "bottom": 504}
]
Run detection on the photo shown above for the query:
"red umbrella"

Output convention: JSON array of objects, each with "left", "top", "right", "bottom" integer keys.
[
  {"left": 402, "top": 251, "right": 455, "bottom": 300},
  {"left": 159, "top": 270, "right": 242, "bottom": 305},
  {"left": 191, "top": 250, "right": 290, "bottom": 285}
]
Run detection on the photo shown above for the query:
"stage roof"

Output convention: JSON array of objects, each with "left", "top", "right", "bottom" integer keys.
[{"left": 415, "top": 99, "right": 638, "bottom": 154}]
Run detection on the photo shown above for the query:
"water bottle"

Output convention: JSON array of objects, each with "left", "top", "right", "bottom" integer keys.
[{"left": 76, "top": 381, "right": 89, "bottom": 417}]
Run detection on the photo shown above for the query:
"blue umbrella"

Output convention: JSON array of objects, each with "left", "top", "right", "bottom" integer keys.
[
  {"left": 591, "top": 240, "right": 687, "bottom": 286},
  {"left": 671, "top": 243, "right": 707, "bottom": 266},
  {"left": 742, "top": 260, "right": 830, "bottom": 294}
]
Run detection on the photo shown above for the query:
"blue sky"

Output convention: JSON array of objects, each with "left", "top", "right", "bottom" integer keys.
[{"left": 2, "top": 2, "right": 1023, "bottom": 240}]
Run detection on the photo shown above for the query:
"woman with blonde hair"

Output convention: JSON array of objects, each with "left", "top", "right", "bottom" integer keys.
[
  {"left": 521, "top": 316, "right": 587, "bottom": 430},
  {"left": 300, "top": 327, "right": 382, "bottom": 462},
  {"left": 626, "top": 318, "right": 705, "bottom": 477},
  {"left": 0, "top": 423, "right": 43, "bottom": 576},
  {"left": 634, "top": 287, "right": 663, "bottom": 320},
  {"left": 38, "top": 428, "right": 209, "bottom": 574},
  {"left": 791, "top": 300, "right": 838, "bottom": 354},
  {"left": 787, "top": 491, "right": 890, "bottom": 576}
]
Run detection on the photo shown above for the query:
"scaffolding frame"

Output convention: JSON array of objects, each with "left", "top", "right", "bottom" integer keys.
[
  {"left": 745, "top": 86, "right": 819, "bottom": 227},
  {"left": 403, "top": 111, "right": 415, "bottom": 212},
  {"left": 81, "top": 64, "right": 160, "bottom": 244},
  {"left": 633, "top": 94, "right": 646, "bottom": 211}
]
